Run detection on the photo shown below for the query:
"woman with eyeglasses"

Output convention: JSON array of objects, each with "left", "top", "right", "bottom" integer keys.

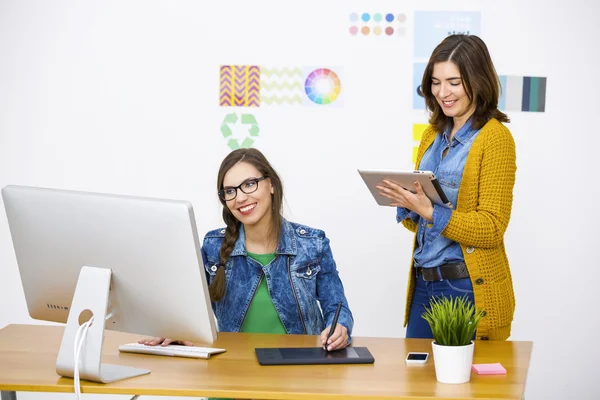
[{"left": 194, "top": 148, "right": 353, "bottom": 351}]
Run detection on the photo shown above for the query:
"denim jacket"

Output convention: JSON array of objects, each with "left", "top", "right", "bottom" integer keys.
[{"left": 201, "top": 219, "right": 353, "bottom": 338}]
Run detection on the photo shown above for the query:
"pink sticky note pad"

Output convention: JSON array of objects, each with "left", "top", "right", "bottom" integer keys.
[{"left": 472, "top": 363, "right": 507, "bottom": 375}]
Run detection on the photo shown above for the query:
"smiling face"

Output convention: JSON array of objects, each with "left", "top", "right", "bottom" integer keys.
[
  {"left": 431, "top": 61, "right": 475, "bottom": 127},
  {"left": 222, "top": 161, "right": 274, "bottom": 228}
]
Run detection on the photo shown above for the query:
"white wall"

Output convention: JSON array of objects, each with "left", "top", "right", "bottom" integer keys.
[{"left": 1, "top": 0, "right": 599, "bottom": 399}]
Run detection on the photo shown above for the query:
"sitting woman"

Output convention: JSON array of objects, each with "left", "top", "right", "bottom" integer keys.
[
  {"left": 143, "top": 148, "right": 353, "bottom": 350},
  {"left": 204, "top": 148, "right": 353, "bottom": 350}
]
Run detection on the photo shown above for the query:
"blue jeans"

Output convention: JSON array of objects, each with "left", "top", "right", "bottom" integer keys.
[{"left": 406, "top": 273, "right": 475, "bottom": 339}]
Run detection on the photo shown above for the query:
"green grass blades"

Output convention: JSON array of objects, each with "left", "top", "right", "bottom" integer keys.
[{"left": 421, "top": 295, "right": 485, "bottom": 346}]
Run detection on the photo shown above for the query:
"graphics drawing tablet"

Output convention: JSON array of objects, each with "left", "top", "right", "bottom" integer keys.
[{"left": 255, "top": 347, "right": 375, "bottom": 366}]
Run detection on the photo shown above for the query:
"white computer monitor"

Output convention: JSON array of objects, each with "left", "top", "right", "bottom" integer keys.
[{"left": 2, "top": 185, "right": 217, "bottom": 383}]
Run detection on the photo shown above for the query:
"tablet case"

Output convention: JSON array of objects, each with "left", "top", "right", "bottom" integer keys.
[
  {"left": 255, "top": 347, "right": 375, "bottom": 366},
  {"left": 357, "top": 169, "right": 452, "bottom": 208}
]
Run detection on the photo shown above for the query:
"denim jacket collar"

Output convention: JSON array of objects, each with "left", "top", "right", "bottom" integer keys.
[
  {"left": 229, "top": 218, "right": 297, "bottom": 257},
  {"left": 443, "top": 118, "right": 479, "bottom": 146}
]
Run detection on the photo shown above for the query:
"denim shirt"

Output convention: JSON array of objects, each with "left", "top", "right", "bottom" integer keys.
[
  {"left": 397, "top": 119, "right": 481, "bottom": 268},
  {"left": 201, "top": 218, "right": 354, "bottom": 338}
]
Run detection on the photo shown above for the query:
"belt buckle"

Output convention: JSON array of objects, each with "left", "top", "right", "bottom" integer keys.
[
  {"left": 422, "top": 266, "right": 442, "bottom": 282},
  {"left": 419, "top": 268, "right": 430, "bottom": 282}
]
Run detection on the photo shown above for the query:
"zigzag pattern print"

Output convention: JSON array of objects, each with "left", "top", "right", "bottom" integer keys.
[
  {"left": 219, "top": 65, "right": 260, "bottom": 107},
  {"left": 261, "top": 81, "right": 303, "bottom": 91},
  {"left": 261, "top": 67, "right": 302, "bottom": 78},
  {"left": 260, "top": 67, "right": 303, "bottom": 105}
]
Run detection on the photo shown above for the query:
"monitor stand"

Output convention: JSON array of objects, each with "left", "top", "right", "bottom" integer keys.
[{"left": 56, "top": 266, "right": 151, "bottom": 383}]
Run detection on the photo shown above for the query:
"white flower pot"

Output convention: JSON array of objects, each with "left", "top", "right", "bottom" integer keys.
[{"left": 431, "top": 341, "right": 474, "bottom": 384}]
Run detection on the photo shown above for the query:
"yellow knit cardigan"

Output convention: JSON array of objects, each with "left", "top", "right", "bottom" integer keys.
[{"left": 402, "top": 118, "right": 517, "bottom": 340}]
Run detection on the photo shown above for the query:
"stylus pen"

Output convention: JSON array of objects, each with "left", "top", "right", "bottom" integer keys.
[{"left": 325, "top": 302, "right": 343, "bottom": 351}]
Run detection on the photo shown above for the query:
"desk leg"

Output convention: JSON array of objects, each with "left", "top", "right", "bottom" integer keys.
[{"left": 1, "top": 391, "right": 16, "bottom": 400}]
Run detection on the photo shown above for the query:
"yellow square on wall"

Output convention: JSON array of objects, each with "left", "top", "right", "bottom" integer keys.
[
  {"left": 412, "top": 124, "right": 428, "bottom": 163},
  {"left": 412, "top": 124, "right": 428, "bottom": 141}
]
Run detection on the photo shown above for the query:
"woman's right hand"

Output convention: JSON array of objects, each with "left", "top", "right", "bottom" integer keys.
[
  {"left": 137, "top": 337, "right": 194, "bottom": 346},
  {"left": 377, "top": 180, "right": 434, "bottom": 221}
]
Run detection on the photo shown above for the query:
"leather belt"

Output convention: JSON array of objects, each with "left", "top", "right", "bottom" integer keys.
[{"left": 415, "top": 262, "right": 469, "bottom": 282}]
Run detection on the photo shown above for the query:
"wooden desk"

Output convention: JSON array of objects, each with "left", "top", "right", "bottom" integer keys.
[{"left": 0, "top": 324, "right": 532, "bottom": 400}]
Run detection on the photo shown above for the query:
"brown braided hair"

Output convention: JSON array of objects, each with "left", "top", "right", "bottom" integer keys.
[{"left": 208, "top": 148, "right": 284, "bottom": 301}]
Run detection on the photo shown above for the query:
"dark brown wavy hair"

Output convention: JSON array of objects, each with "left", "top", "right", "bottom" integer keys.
[
  {"left": 419, "top": 34, "right": 509, "bottom": 133},
  {"left": 208, "top": 148, "right": 284, "bottom": 302}
]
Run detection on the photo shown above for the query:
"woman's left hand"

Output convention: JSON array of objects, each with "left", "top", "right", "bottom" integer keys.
[
  {"left": 376, "top": 180, "right": 434, "bottom": 221},
  {"left": 320, "top": 323, "right": 349, "bottom": 351}
]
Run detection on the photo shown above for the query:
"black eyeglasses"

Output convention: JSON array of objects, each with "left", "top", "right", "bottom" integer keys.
[{"left": 218, "top": 176, "right": 268, "bottom": 201}]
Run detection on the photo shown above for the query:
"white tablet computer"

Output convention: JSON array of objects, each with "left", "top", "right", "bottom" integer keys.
[{"left": 357, "top": 169, "right": 453, "bottom": 208}]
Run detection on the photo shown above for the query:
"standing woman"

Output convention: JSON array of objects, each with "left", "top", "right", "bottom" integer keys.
[{"left": 378, "top": 34, "right": 516, "bottom": 340}]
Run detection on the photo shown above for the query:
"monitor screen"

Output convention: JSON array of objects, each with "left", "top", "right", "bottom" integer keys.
[{"left": 2, "top": 185, "right": 217, "bottom": 345}]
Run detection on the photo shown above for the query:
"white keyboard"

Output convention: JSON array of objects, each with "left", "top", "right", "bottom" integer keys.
[{"left": 118, "top": 343, "right": 226, "bottom": 359}]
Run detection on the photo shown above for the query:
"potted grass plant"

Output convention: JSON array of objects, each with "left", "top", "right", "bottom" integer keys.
[{"left": 422, "top": 295, "right": 486, "bottom": 384}]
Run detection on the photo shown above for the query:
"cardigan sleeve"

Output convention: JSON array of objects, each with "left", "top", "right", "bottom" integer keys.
[{"left": 441, "top": 124, "right": 517, "bottom": 248}]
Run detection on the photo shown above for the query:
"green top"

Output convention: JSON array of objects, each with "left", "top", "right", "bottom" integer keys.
[
  {"left": 209, "top": 252, "right": 285, "bottom": 400},
  {"left": 240, "top": 252, "right": 286, "bottom": 334}
]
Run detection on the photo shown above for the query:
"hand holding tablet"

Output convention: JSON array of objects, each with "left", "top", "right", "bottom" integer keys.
[{"left": 357, "top": 169, "right": 453, "bottom": 209}]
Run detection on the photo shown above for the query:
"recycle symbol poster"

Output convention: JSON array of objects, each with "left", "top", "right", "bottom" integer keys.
[{"left": 220, "top": 113, "right": 260, "bottom": 150}]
